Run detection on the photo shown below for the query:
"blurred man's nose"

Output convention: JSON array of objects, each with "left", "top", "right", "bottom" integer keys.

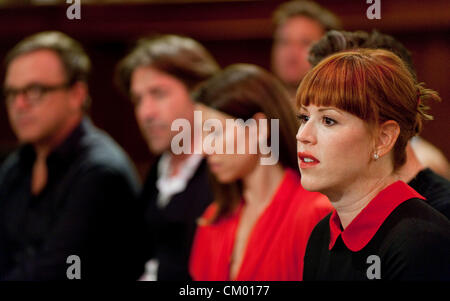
[
  {"left": 138, "top": 97, "right": 159, "bottom": 120},
  {"left": 10, "top": 93, "right": 31, "bottom": 111}
]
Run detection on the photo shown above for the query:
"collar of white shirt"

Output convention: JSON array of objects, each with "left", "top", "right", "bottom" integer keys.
[{"left": 155, "top": 152, "right": 204, "bottom": 209}]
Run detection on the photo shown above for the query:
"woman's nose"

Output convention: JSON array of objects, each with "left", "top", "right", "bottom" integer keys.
[{"left": 296, "top": 120, "right": 316, "bottom": 145}]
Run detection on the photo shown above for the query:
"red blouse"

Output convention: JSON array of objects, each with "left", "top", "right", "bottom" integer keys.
[{"left": 189, "top": 169, "right": 332, "bottom": 281}]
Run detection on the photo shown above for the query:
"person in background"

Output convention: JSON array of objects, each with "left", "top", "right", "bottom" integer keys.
[
  {"left": 298, "top": 49, "right": 450, "bottom": 280},
  {"left": 308, "top": 29, "right": 450, "bottom": 218},
  {"left": 116, "top": 34, "right": 220, "bottom": 280},
  {"left": 0, "top": 145, "right": 15, "bottom": 165},
  {"left": 189, "top": 64, "right": 332, "bottom": 281},
  {"left": 410, "top": 136, "right": 450, "bottom": 180},
  {"left": 271, "top": 0, "right": 341, "bottom": 100},
  {"left": 0, "top": 31, "right": 141, "bottom": 280}
]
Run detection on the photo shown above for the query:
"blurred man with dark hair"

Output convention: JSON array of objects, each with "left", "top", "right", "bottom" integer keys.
[
  {"left": 271, "top": 0, "right": 341, "bottom": 99},
  {"left": 0, "top": 31, "right": 141, "bottom": 280},
  {"left": 308, "top": 30, "right": 417, "bottom": 79},
  {"left": 116, "top": 34, "right": 220, "bottom": 280},
  {"left": 308, "top": 29, "right": 450, "bottom": 219}
]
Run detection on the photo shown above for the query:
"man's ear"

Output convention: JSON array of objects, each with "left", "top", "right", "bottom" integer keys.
[
  {"left": 69, "top": 81, "right": 88, "bottom": 111},
  {"left": 374, "top": 120, "right": 400, "bottom": 158}
]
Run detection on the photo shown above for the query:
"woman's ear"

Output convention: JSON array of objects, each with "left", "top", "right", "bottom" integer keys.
[
  {"left": 252, "top": 112, "right": 268, "bottom": 122},
  {"left": 253, "top": 112, "right": 269, "bottom": 140},
  {"left": 374, "top": 120, "right": 400, "bottom": 158}
]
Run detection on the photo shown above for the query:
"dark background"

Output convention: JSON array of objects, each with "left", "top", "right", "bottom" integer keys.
[{"left": 0, "top": 0, "right": 449, "bottom": 179}]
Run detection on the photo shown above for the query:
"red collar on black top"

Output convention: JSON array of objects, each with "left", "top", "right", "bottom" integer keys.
[{"left": 328, "top": 181, "right": 425, "bottom": 252}]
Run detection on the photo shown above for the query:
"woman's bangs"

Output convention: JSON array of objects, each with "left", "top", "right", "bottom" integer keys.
[{"left": 296, "top": 53, "right": 373, "bottom": 121}]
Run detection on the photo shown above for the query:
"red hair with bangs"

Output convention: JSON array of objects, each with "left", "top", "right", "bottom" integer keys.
[{"left": 296, "top": 48, "right": 440, "bottom": 170}]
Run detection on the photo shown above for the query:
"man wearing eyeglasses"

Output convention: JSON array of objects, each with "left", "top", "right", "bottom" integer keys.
[{"left": 0, "top": 31, "right": 142, "bottom": 280}]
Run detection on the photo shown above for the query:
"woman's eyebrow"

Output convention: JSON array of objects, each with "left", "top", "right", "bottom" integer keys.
[{"left": 318, "top": 107, "right": 343, "bottom": 115}]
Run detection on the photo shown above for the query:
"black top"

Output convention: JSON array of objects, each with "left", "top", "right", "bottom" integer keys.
[
  {"left": 0, "top": 118, "right": 142, "bottom": 280},
  {"left": 408, "top": 168, "right": 450, "bottom": 219},
  {"left": 304, "top": 181, "right": 450, "bottom": 281},
  {"left": 138, "top": 155, "right": 213, "bottom": 281}
]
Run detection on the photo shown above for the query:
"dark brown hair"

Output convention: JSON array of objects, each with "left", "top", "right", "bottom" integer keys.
[
  {"left": 273, "top": 0, "right": 341, "bottom": 32},
  {"left": 297, "top": 49, "right": 440, "bottom": 170},
  {"left": 115, "top": 34, "right": 220, "bottom": 95},
  {"left": 308, "top": 30, "right": 417, "bottom": 80},
  {"left": 193, "top": 64, "right": 299, "bottom": 223}
]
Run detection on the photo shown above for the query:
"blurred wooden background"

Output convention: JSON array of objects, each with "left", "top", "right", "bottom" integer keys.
[{"left": 0, "top": 0, "right": 449, "bottom": 179}]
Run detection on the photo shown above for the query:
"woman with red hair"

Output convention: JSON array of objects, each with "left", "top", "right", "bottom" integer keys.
[{"left": 297, "top": 49, "right": 450, "bottom": 280}]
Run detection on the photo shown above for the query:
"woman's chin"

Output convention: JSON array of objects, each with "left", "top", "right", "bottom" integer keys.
[
  {"left": 213, "top": 172, "right": 235, "bottom": 184},
  {"left": 300, "top": 176, "right": 323, "bottom": 193}
]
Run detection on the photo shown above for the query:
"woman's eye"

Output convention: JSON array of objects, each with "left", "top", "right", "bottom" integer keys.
[
  {"left": 297, "top": 114, "right": 309, "bottom": 124},
  {"left": 323, "top": 116, "right": 337, "bottom": 126}
]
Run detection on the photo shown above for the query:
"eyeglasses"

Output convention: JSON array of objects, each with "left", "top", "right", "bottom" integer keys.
[{"left": 3, "top": 82, "right": 71, "bottom": 106}]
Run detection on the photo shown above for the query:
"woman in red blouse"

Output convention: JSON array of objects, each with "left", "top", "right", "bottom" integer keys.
[{"left": 188, "top": 64, "right": 332, "bottom": 281}]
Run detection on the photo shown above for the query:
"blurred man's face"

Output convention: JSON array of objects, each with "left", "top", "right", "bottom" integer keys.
[
  {"left": 272, "top": 16, "right": 324, "bottom": 91},
  {"left": 4, "top": 49, "right": 80, "bottom": 145},
  {"left": 130, "top": 66, "right": 195, "bottom": 154}
]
